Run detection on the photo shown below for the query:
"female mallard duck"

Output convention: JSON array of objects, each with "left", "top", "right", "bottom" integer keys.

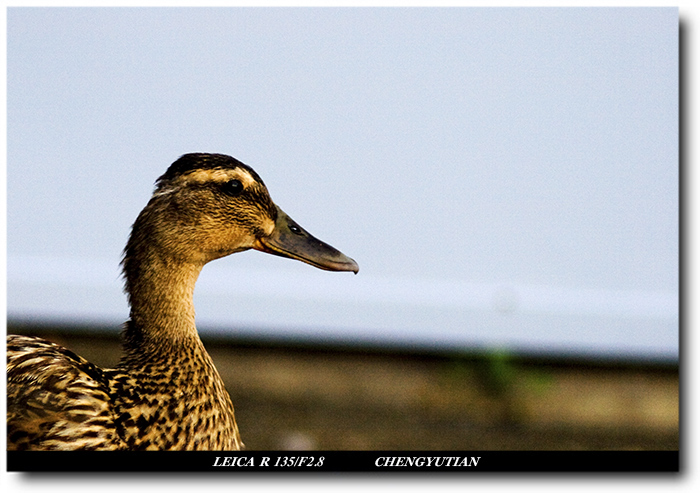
[{"left": 7, "top": 153, "right": 358, "bottom": 450}]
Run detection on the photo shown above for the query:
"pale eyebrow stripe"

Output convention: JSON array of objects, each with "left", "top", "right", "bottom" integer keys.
[
  {"left": 180, "top": 168, "right": 259, "bottom": 188},
  {"left": 152, "top": 167, "right": 260, "bottom": 198}
]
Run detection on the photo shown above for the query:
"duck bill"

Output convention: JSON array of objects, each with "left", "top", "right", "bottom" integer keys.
[{"left": 253, "top": 206, "right": 359, "bottom": 274}]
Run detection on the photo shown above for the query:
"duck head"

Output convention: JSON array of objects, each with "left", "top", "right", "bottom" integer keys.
[{"left": 129, "top": 153, "right": 358, "bottom": 273}]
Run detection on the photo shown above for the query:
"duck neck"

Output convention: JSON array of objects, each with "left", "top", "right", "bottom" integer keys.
[{"left": 121, "top": 249, "right": 206, "bottom": 363}]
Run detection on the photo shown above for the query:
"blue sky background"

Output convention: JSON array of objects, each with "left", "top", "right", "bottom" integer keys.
[{"left": 6, "top": 7, "right": 678, "bottom": 360}]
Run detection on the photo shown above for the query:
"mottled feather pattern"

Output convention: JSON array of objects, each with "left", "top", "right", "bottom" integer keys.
[
  {"left": 108, "top": 329, "right": 242, "bottom": 450},
  {"left": 7, "top": 332, "right": 242, "bottom": 451},
  {"left": 7, "top": 335, "right": 126, "bottom": 450}
]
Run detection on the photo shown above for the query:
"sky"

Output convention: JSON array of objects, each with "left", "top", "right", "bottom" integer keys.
[{"left": 5, "top": 7, "right": 678, "bottom": 360}]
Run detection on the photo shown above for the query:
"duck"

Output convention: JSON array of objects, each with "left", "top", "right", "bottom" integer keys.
[{"left": 6, "top": 153, "right": 358, "bottom": 450}]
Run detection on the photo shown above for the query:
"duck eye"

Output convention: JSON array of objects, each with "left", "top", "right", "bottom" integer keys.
[{"left": 222, "top": 179, "right": 243, "bottom": 197}]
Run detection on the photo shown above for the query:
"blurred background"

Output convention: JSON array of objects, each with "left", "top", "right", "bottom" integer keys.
[{"left": 6, "top": 7, "right": 678, "bottom": 450}]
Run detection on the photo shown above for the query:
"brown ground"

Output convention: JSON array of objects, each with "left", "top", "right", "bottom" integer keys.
[{"left": 8, "top": 325, "right": 679, "bottom": 451}]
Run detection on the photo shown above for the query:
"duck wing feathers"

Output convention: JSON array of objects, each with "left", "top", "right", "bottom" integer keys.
[{"left": 6, "top": 334, "right": 127, "bottom": 450}]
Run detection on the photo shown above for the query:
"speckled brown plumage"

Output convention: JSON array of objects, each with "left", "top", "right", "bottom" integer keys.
[{"left": 7, "top": 153, "right": 358, "bottom": 451}]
